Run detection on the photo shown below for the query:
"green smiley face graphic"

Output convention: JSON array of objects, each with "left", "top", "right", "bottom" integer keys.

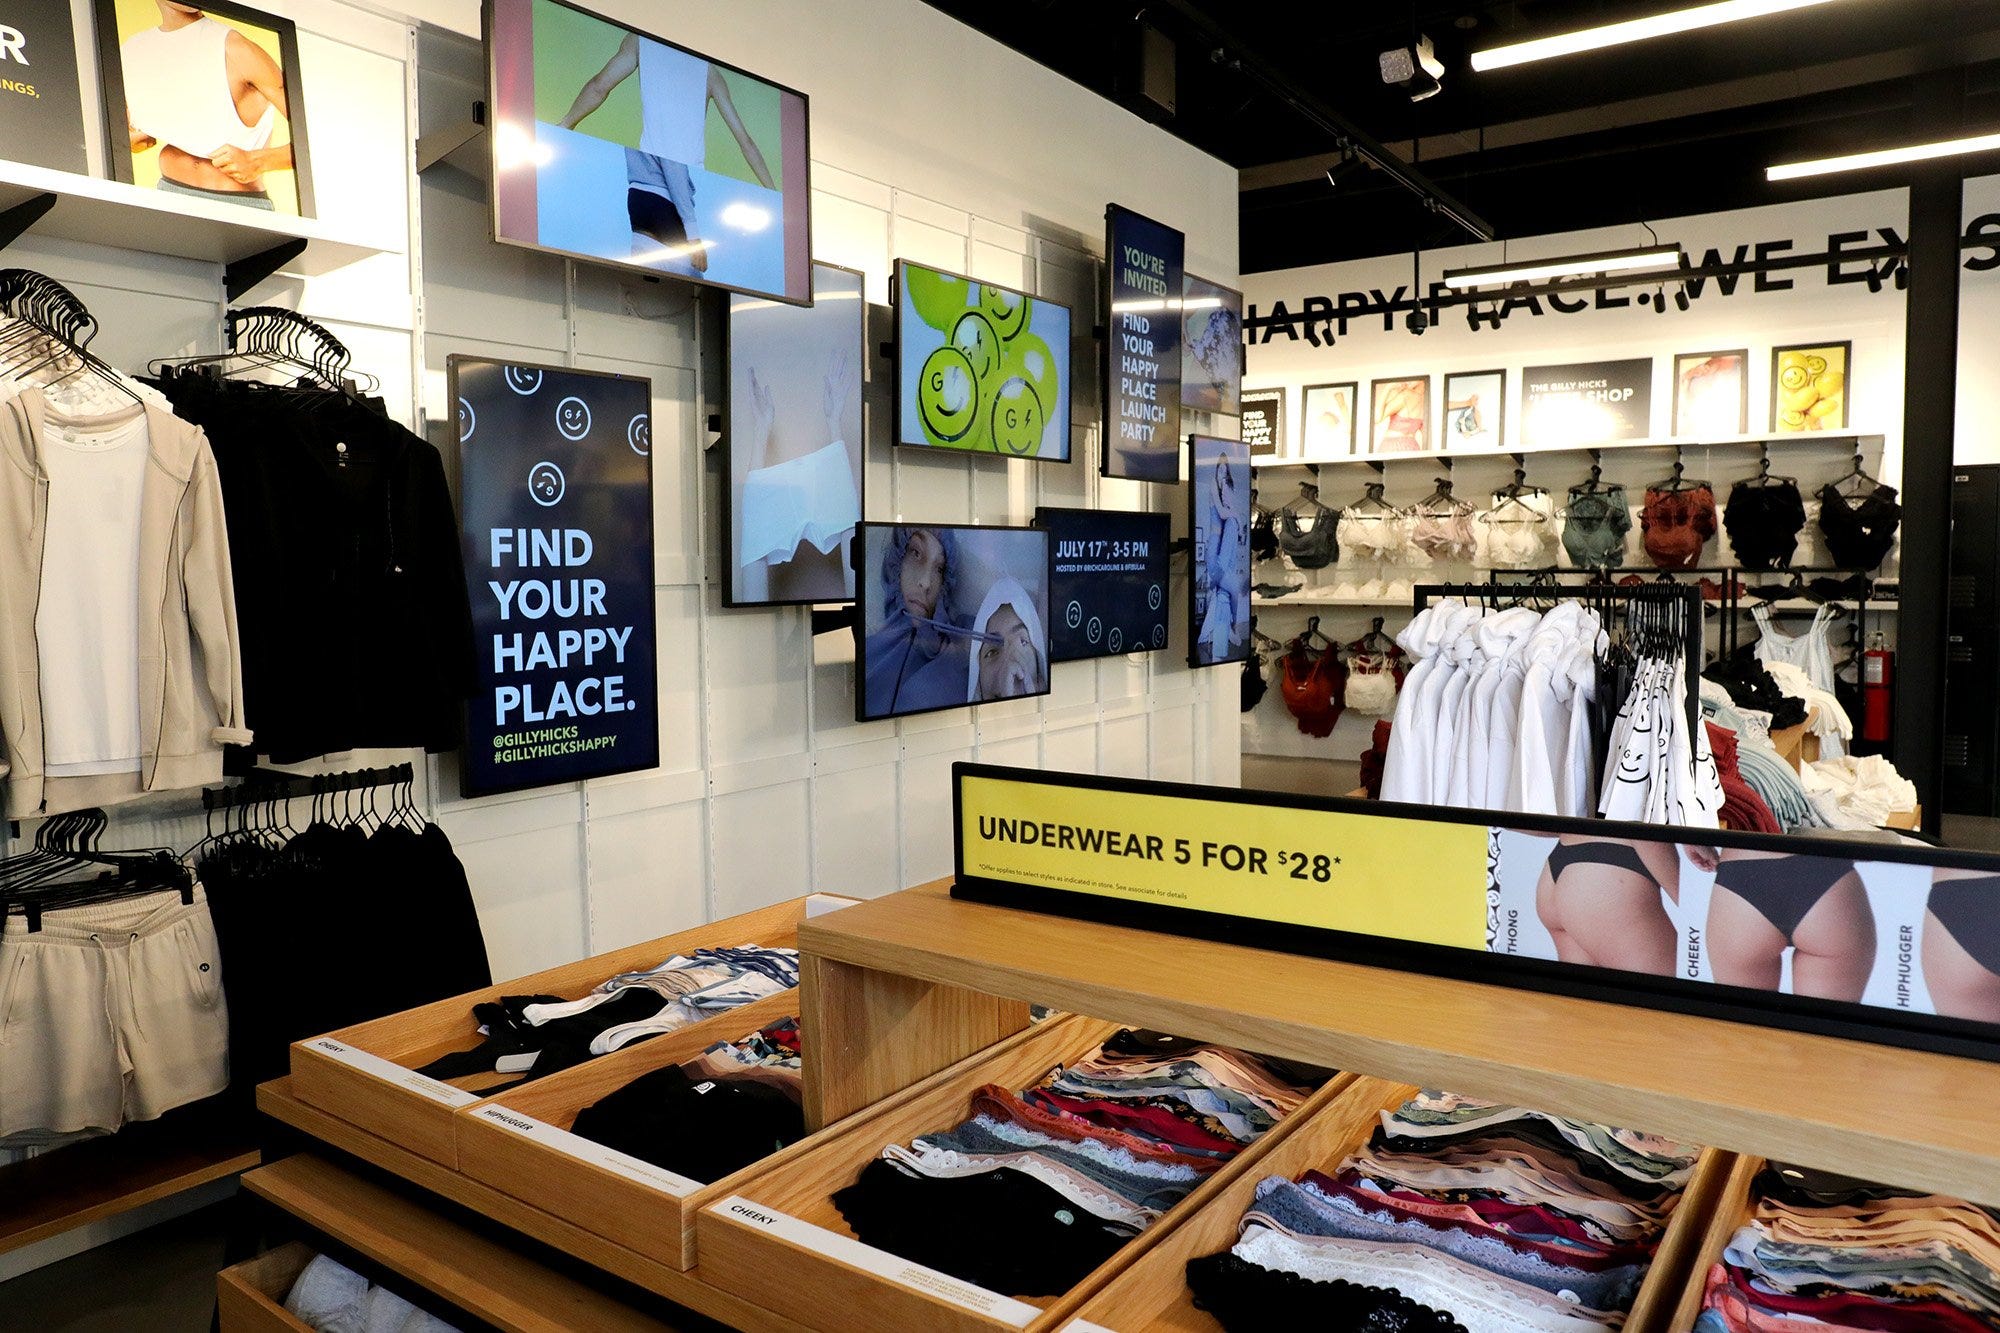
[
  {"left": 988, "top": 376, "right": 1045, "bottom": 456},
  {"left": 918, "top": 345, "right": 979, "bottom": 444},
  {"left": 980, "top": 285, "right": 1028, "bottom": 341},
  {"left": 951, "top": 310, "right": 1004, "bottom": 386}
]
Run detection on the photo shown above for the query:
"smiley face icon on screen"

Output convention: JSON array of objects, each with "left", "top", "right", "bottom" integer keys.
[
  {"left": 1108, "top": 627, "right": 1122, "bottom": 653},
  {"left": 457, "top": 397, "right": 475, "bottom": 443},
  {"left": 1148, "top": 584, "right": 1162, "bottom": 611},
  {"left": 1088, "top": 616, "right": 1102, "bottom": 644},
  {"left": 989, "top": 377, "right": 1044, "bottom": 456},
  {"left": 917, "top": 345, "right": 978, "bottom": 444},
  {"left": 627, "top": 413, "right": 651, "bottom": 456},
  {"left": 951, "top": 310, "right": 1004, "bottom": 386},
  {"left": 1152, "top": 624, "right": 1167, "bottom": 648},
  {"left": 504, "top": 366, "right": 543, "bottom": 396},
  {"left": 1066, "top": 601, "right": 1082, "bottom": 630},
  {"left": 528, "top": 461, "right": 566, "bottom": 507},
  {"left": 556, "top": 396, "right": 592, "bottom": 441},
  {"left": 980, "top": 285, "right": 1027, "bottom": 341}
]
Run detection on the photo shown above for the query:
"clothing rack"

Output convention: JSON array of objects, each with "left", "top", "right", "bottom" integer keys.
[
  {"left": 1413, "top": 578, "right": 1706, "bottom": 738},
  {"left": 200, "top": 763, "right": 413, "bottom": 812},
  {"left": 1487, "top": 563, "right": 1879, "bottom": 656}
]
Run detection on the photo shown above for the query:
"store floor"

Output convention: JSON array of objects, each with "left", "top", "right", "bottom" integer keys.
[{"left": 1, "top": 1200, "right": 229, "bottom": 1331}]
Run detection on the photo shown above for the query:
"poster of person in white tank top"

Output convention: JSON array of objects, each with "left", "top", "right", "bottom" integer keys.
[
  {"left": 557, "top": 32, "right": 775, "bottom": 276},
  {"left": 100, "top": 0, "right": 311, "bottom": 215}
]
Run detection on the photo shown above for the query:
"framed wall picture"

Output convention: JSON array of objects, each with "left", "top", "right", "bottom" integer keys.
[
  {"left": 1673, "top": 350, "right": 1750, "bottom": 437},
  {"left": 1239, "top": 387, "right": 1283, "bottom": 456},
  {"left": 1521, "top": 358, "right": 1652, "bottom": 446},
  {"left": 1441, "top": 370, "right": 1505, "bottom": 449},
  {"left": 1300, "top": 382, "right": 1357, "bottom": 456},
  {"left": 723, "top": 260, "right": 866, "bottom": 608},
  {"left": 2, "top": 0, "right": 90, "bottom": 172},
  {"left": 95, "top": 0, "right": 314, "bottom": 216},
  {"left": 1368, "top": 376, "right": 1431, "bottom": 453},
  {"left": 1771, "top": 341, "right": 1850, "bottom": 432}
]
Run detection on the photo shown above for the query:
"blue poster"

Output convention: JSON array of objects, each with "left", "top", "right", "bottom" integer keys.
[
  {"left": 1103, "top": 203, "right": 1185, "bottom": 481},
  {"left": 451, "top": 357, "right": 659, "bottom": 796}
]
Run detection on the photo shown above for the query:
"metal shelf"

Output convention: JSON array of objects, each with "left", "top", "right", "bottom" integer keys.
[{"left": 1251, "top": 432, "right": 1884, "bottom": 470}]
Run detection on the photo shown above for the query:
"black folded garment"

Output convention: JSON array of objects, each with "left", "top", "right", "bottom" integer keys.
[
  {"left": 570, "top": 1064, "right": 803, "bottom": 1183},
  {"left": 1253, "top": 582, "right": 1304, "bottom": 598},
  {"left": 1704, "top": 653, "right": 1809, "bottom": 730},
  {"left": 832, "top": 1159, "right": 1136, "bottom": 1296},
  {"left": 1186, "top": 1251, "right": 1468, "bottom": 1333}
]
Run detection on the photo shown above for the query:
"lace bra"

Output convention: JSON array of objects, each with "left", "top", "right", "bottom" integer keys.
[
  {"left": 1186, "top": 1250, "right": 1469, "bottom": 1333},
  {"left": 1278, "top": 505, "right": 1341, "bottom": 569},
  {"left": 1815, "top": 482, "right": 1901, "bottom": 570},
  {"left": 1411, "top": 502, "right": 1477, "bottom": 562}
]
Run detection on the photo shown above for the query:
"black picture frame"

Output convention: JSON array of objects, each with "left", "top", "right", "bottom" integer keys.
[
  {"left": 950, "top": 762, "right": 2000, "bottom": 1066},
  {"left": 890, "top": 257, "right": 1075, "bottom": 463},
  {"left": 1672, "top": 348, "right": 1750, "bottom": 437},
  {"left": 1239, "top": 387, "right": 1285, "bottom": 457},
  {"left": 1771, "top": 340, "right": 1852, "bottom": 432},
  {"left": 1187, "top": 432, "right": 1252, "bottom": 670},
  {"left": 1441, "top": 368, "right": 1508, "bottom": 450},
  {"left": 1034, "top": 505, "right": 1172, "bottom": 663},
  {"left": 1367, "top": 374, "right": 1433, "bottom": 454},
  {"left": 1298, "top": 381, "right": 1356, "bottom": 457},
  {"left": 720, "top": 259, "right": 868, "bottom": 609},
  {"left": 481, "top": 0, "right": 815, "bottom": 308},
  {"left": 94, "top": 0, "right": 315, "bottom": 217},
  {"left": 851, "top": 521, "right": 1055, "bottom": 723}
]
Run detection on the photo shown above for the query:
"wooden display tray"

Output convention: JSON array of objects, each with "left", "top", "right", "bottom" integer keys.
[
  {"left": 1059, "top": 1075, "right": 1738, "bottom": 1333},
  {"left": 290, "top": 894, "right": 853, "bottom": 1167},
  {"left": 456, "top": 992, "right": 843, "bottom": 1271},
  {"left": 798, "top": 880, "right": 2000, "bottom": 1205},
  {"left": 1665, "top": 1153, "right": 1779, "bottom": 1331},
  {"left": 241, "top": 1155, "right": 685, "bottom": 1333},
  {"left": 217, "top": 1241, "right": 316, "bottom": 1333},
  {"left": 697, "top": 1015, "right": 1362, "bottom": 1333}
]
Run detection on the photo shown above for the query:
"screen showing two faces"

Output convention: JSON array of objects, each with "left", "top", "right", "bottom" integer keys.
[
  {"left": 896, "top": 261, "right": 1072, "bottom": 461},
  {"left": 1190, "top": 435, "right": 1251, "bottom": 668},
  {"left": 726, "top": 263, "right": 865, "bottom": 605},
  {"left": 857, "top": 526, "right": 1052, "bottom": 721},
  {"left": 486, "top": 0, "right": 812, "bottom": 304}
]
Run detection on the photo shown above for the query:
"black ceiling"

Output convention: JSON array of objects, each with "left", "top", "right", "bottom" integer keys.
[{"left": 922, "top": 0, "right": 2000, "bottom": 271}]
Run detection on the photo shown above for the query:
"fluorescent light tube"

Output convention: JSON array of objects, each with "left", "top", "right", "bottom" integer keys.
[
  {"left": 1472, "top": 0, "right": 1840, "bottom": 72},
  {"left": 1443, "top": 245, "right": 1685, "bottom": 289},
  {"left": 1767, "top": 130, "right": 2000, "bottom": 181}
]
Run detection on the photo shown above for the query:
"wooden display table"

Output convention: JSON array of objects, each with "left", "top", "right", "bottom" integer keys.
[{"left": 797, "top": 878, "right": 2000, "bottom": 1206}]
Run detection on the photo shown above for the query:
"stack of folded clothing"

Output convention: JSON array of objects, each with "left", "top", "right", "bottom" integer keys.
[
  {"left": 416, "top": 945, "right": 800, "bottom": 1083},
  {"left": 1697, "top": 1162, "right": 2000, "bottom": 1331},
  {"left": 569, "top": 1017, "right": 803, "bottom": 1182},
  {"left": 833, "top": 1029, "right": 1325, "bottom": 1296},
  {"left": 1188, "top": 1089, "right": 1702, "bottom": 1331}
]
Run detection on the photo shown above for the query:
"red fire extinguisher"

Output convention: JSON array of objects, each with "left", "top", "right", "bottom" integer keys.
[{"left": 1861, "top": 631, "right": 1893, "bottom": 744}]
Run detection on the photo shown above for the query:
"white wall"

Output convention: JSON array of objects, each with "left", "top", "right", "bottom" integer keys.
[
  {"left": 4, "top": 0, "right": 1241, "bottom": 983},
  {"left": 1237, "top": 183, "right": 2000, "bottom": 764}
]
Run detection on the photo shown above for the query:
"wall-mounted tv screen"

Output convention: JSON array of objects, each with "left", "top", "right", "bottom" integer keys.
[
  {"left": 1189, "top": 434, "right": 1251, "bottom": 669},
  {"left": 893, "top": 259, "right": 1072, "bottom": 461},
  {"left": 854, "top": 523, "right": 1052, "bottom": 722},
  {"left": 485, "top": 0, "right": 812, "bottom": 305},
  {"left": 1102, "top": 204, "right": 1184, "bottom": 482},
  {"left": 1182, "top": 273, "right": 1244, "bottom": 417},
  {"left": 1036, "top": 507, "right": 1170, "bottom": 662},
  {"left": 724, "top": 261, "right": 865, "bottom": 607}
]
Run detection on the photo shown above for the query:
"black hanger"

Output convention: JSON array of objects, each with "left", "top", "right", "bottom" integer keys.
[
  {"left": 1412, "top": 476, "right": 1462, "bottom": 516},
  {"left": 1350, "top": 616, "right": 1397, "bottom": 656},
  {"left": 1830, "top": 450, "right": 1883, "bottom": 499},
  {"left": 0, "top": 269, "right": 145, "bottom": 406},
  {"left": 1741, "top": 445, "right": 1796, "bottom": 488},
  {"left": 1652, "top": 451, "right": 1710, "bottom": 493}
]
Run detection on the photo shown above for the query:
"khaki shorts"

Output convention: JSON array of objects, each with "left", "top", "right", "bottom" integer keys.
[{"left": 0, "top": 887, "right": 229, "bottom": 1141}]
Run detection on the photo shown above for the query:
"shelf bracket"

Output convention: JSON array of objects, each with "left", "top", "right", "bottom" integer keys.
[
  {"left": 0, "top": 191, "right": 57, "bottom": 253},
  {"left": 416, "top": 101, "right": 487, "bottom": 175},
  {"left": 225, "top": 239, "right": 308, "bottom": 300}
]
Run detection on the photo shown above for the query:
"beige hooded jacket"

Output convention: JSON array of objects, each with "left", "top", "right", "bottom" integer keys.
[{"left": 0, "top": 389, "right": 251, "bottom": 817}]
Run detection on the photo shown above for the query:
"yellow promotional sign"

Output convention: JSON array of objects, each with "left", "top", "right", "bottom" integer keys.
[{"left": 958, "top": 773, "right": 1490, "bottom": 951}]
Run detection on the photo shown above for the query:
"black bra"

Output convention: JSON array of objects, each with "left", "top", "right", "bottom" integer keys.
[
  {"left": 1251, "top": 509, "right": 1279, "bottom": 562},
  {"left": 1816, "top": 483, "right": 1900, "bottom": 571},
  {"left": 1277, "top": 505, "right": 1340, "bottom": 569}
]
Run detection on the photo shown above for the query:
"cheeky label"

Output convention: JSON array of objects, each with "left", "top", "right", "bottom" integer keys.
[
  {"left": 304, "top": 1038, "right": 478, "bottom": 1108},
  {"left": 1064, "top": 1322, "right": 1120, "bottom": 1333},
  {"left": 707, "top": 1195, "right": 1039, "bottom": 1326},
  {"left": 472, "top": 1105, "right": 700, "bottom": 1196}
]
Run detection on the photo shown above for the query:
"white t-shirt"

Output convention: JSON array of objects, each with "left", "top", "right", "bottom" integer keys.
[
  {"left": 37, "top": 410, "right": 150, "bottom": 777},
  {"left": 121, "top": 17, "right": 277, "bottom": 160},
  {"left": 638, "top": 38, "right": 709, "bottom": 166}
]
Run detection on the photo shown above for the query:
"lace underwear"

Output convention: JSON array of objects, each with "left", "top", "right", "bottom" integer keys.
[
  {"left": 1560, "top": 487, "right": 1630, "bottom": 571},
  {"left": 1815, "top": 482, "right": 1901, "bottom": 570},
  {"left": 1346, "top": 654, "right": 1399, "bottom": 715},
  {"left": 1411, "top": 503, "right": 1477, "bottom": 561},
  {"left": 1341, "top": 506, "right": 1413, "bottom": 560},
  {"left": 880, "top": 1142, "right": 1170, "bottom": 1227},
  {"left": 1723, "top": 480, "right": 1806, "bottom": 570},
  {"left": 1640, "top": 485, "right": 1717, "bottom": 569},
  {"left": 1186, "top": 1249, "right": 1469, "bottom": 1333},
  {"left": 1484, "top": 493, "right": 1554, "bottom": 569},
  {"left": 1233, "top": 1225, "right": 1614, "bottom": 1333},
  {"left": 737, "top": 439, "right": 863, "bottom": 567},
  {"left": 1278, "top": 505, "right": 1340, "bottom": 569}
]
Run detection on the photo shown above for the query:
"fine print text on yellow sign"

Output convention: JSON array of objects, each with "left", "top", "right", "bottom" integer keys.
[{"left": 958, "top": 774, "right": 1489, "bottom": 952}]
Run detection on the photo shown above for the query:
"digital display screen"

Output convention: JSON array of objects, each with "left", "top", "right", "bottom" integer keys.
[
  {"left": 1189, "top": 434, "right": 1251, "bottom": 668},
  {"left": 1036, "top": 507, "right": 1170, "bottom": 662},
  {"left": 486, "top": 0, "right": 812, "bottom": 304},
  {"left": 724, "top": 262, "right": 865, "bottom": 606},
  {"left": 893, "top": 259, "right": 1072, "bottom": 461},
  {"left": 1102, "top": 204, "right": 1183, "bottom": 482},
  {"left": 854, "top": 524, "right": 1052, "bottom": 721},
  {"left": 1181, "top": 274, "right": 1243, "bottom": 417}
]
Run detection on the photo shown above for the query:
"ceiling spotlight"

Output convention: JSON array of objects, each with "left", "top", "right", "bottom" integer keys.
[
  {"left": 1380, "top": 34, "right": 1445, "bottom": 102},
  {"left": 1324, "top": 146, "right": 1362, "bottom": 190},
  {"left": 1674, "top": 283, "right": 1692, "bottom": 311}
]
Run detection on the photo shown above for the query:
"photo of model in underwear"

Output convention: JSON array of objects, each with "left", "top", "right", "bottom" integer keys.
[
  {"left": 1533, "top": 835, "right": 1685, "bottom": 977},
  {"left": 1924, "top": 868, "right": 2000, "bottom": 1022},
  {"left": 1694, "top": 846, "right": 1873, "bottom": 1003}
]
